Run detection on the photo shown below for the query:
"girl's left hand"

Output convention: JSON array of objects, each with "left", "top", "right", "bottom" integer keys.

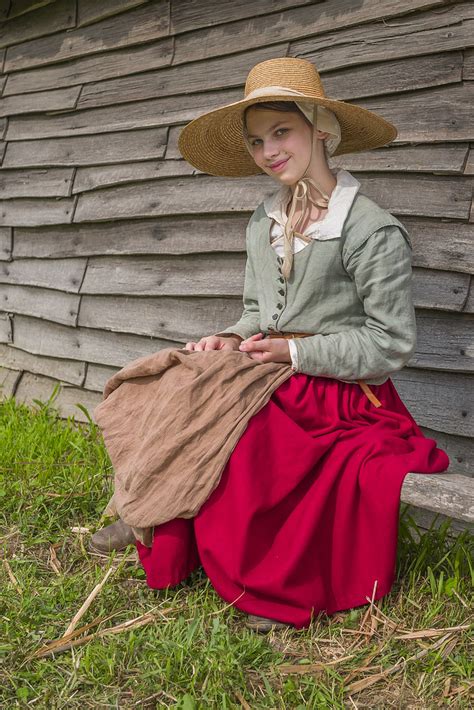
[{"left": 238, "top": 333, "right": 291, "bottom": 364}]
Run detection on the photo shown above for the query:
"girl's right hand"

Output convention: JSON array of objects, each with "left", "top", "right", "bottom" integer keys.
[{"left": 184, "top": 335, "right": 242, "bottom": 352}]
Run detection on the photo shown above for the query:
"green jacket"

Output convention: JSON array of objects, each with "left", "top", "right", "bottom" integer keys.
[{"left": 215, "top": 192, "right": 416, "bottom": 385}]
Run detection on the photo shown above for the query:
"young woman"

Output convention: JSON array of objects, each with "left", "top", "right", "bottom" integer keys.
[{"left": 92, "top": 58, "right": 450, "bottom": 631}]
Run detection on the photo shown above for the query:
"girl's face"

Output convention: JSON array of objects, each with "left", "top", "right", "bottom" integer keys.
[{"left": 244, "top": 107, "right": 328, "bottom": 186}]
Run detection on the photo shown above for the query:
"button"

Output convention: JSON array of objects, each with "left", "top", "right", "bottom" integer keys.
[
  {"left": 276, "top": 303, "right": 283, "bottom": 309},
  {"left": 278, "top": 277, "right": 284, "bottom": 283},
  {"left": 278, "top": 289, "right": 284, "bottom": 296},
  {"left": 272, "top": 314, "right": 278, "bottom": 320}
]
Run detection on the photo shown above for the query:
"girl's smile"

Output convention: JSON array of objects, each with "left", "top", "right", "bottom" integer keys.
[{"left": 269, "top": 157, "right": 290, "bottom": 172}]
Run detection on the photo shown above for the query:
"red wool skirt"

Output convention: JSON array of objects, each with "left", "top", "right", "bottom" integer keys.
[{"left": 136, "top": 373, "right": 449, "bottom": 628}]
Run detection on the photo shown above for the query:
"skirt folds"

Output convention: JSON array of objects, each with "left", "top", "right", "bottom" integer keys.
[{"left": 136, "top": 373, "right": 450, "bottom": 628}]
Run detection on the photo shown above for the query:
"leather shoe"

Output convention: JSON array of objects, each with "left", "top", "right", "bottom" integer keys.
[
  {"left": 88, "top": 519, "right": 136, "bottom": 555},
  {"left": 244, "top": 614, "right": 289, "bottom": 633}
]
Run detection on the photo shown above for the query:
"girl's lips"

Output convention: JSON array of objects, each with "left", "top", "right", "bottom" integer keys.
[{"left": 270, "top": 158, "right": 289, "bottom": 172}]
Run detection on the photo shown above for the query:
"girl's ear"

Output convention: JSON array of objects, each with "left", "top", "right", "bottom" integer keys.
[{"left": 316, "top": 130, "right": 330, "bottom": 139}]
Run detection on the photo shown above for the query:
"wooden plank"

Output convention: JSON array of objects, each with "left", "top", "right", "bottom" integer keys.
[
  {"left": 403, "top": 217, "right": 474, "bottom": 274},
  {"left": 73, "top": 159, "right": 194, "bottom": 193},
  {"left": 171, "top": 0, "right": 444, "bottom": 34},
  {"left": 357, "top": 82, "right": 474, "bottom": 143},
  {"left": 334, "top": 143, "right": 469, "bottom": 175},
  {"left": 78, "top": 253, "right": 469, "bottom": 311},
  {"left": 0, "top": 167, "right": 74, "bottom": 198},
  {"left": 78, "top": 294, "right": 244, "bottom": 341},
  {"left": 0, "top": 0, "right": 75, "bottom": 49},
  {"left": 4, "top": 0, "right": 170, "bottom": 71},
  {"left": 5, "top": 87, "right": 242, "bottom": 140},
  {"left": 0, "top": 365, "right": 21, "bottom": 399},
  {"left": 0, "top": 257, "right": 87, "bottom": 292},
  {"left": 0, "top": 226, "right": 12, "bottom": 260},
  {"left": 77, "top": 44, "right": 287, "bottom": 110},
  {"left": 463, "top": 47, "right": 474, "bottom": 79},
  {"left": 420, "top": 426, "right": 473, "bottom": 477},
  {"left": 5, "top": 1, "right": 56, "bottom": 21},
  {"left": 464, "top": 281, "right": 474, "bottom": 314},
  {"left": 390, "top": 368, "right": 473, "bottom": 437},
  {"left": 0, "top": 342, "right": 86, "bottom": 385},
  {"left": 14, "top": 214, "right": 247, "bottom": 257},
  {"left": 73, "top": 175, "right": 271, "bottom": 222},
  {"left": 80, "top": 253, "right": 246, "bottom": 296},
  {"left": 77, "top": 0, "right": 149, "bottom": 28},
  {"left": 12, "top": 313, "right": 182, "bottom": 367},
  {"left": 0, "top": 72, "right": 5, "bottom": 94},
  {"left": 401, "top": 505, "right": 471, "bottom": 536},
  {"left": 84, "top": 362, "right": 119, "bottom": 393},
  {"left": 0, "top": 117, "right": 7, "bottom": 138},
  {"left": 0, "top": 196, "right": 75, "bottom": 226},
  {"left": 2, "top": 127, "right": 167, "bottom": 168},
  {"left": 0, "top": 310, "right": 12, "bottom": 342},
  {"left": 174, "top": 3, "right": 473, "bottom": 65},
  {"left": 0, "top": 86, "right": 80, "bottom": 118},
  {"left": 291, "top": 3, "right": 474, "bottom": 73},
  {"left": 0, "top": 283, "right": 80, "bottom": 325},
  {"left": 408, "top": 310, "right": 473, "bottom": 373},
  {"left": 15, "top": 371, "right": 101, "bottom": 423},
  {"left": 412, "top": 269, "right": 470, "bottom": 313},
  {"left": 311, "top": 51, "right": 464, "bottom": 100},
  {"left": 11, "top": 219, "right": 474, "bottom": 282},
  {"left": 73, "top": 172, "right": 473, "bottom": 223},
  {"left": 3, "top": 37, "right": 173, "bottom": 96},
  {"left": 464, "top": 146, "right": 474, "bottom": 175},
  {"left": 401, "top": 473, "right": 473, "bottom": 525},
  {"left": 358, "top": 174, "right": 472, "bottom": 220},
  {"left": 165, "top": 125, "right": 183, "bottom": 160}
]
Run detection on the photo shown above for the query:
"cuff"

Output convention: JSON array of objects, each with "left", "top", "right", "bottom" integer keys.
[{"left": 288, "top": 338, "right": 299, "bottom": 371}]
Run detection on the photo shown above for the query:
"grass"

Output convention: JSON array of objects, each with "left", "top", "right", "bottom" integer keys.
[{"left": 0, "top": 393, "right": 472, "bottom": 709}]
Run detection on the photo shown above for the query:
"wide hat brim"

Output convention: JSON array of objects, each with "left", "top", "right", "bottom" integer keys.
[{"left": 178, "top": 93, "right": 397, "bottom": 178}]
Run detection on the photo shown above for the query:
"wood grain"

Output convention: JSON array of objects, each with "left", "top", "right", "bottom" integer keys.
[
  {"left": 3, "top": 127, "right": 167, "bottom": 168},
  {"left": 0, "top": 342, "right": 85, "bottom": 385},
  {"left": 12, "top": 313, "right": 182, "bottom": 367},
  {"left": 4, "top": 0, "right": 170, "bottom": 71},
  {"left": 15, "top": 370, "right": 101, "bottom": 423},
  {"left": 391, "top": 368, "right": 473, "bottom": 437},
  {"left": 0, "top": 283, "right": 80, "bottom": 325},
  {"left": 3, "top": 36, "right": 174, "bottom": 96}
]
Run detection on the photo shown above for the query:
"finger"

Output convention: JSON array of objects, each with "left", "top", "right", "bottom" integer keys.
[
  {"left": 184, "top": 342, "right": 196, "bottom": 351},
  {"left": 240, "top": 340, "right": 271, "bottom": 352},
  {"left": 240, "top": 332, "right": 264, "bottom": 346}
]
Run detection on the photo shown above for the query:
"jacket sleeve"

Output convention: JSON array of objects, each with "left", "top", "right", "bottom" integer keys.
[
  {"left": 213, "top": 225, "right": 261, "bottom": 341},
  {"left": 292, "top": 224, "right": 417, "bottom": 381}
]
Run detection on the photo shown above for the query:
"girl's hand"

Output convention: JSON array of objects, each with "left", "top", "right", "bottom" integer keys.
[
  {"left": 185, "top": 335, "right": 242, "bottom": 352},
  {"left": 238, "top": 333, "right": 291, "bottom": 364}
]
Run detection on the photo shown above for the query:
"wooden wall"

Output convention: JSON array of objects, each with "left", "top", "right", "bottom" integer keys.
[{"left": 0, "top": 0, "right": 472, "bottom": 476}]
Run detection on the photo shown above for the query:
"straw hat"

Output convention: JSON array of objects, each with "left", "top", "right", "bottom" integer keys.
[{"left": 178, "top": 56, "right": 397, "bottom": 178}]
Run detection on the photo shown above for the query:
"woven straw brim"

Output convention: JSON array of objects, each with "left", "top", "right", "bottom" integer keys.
[{"left": 178, "top": 94, "right": 397, "bottom": 177}]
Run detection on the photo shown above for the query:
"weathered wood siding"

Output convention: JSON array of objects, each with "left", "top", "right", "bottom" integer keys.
[{"left": 0, "top": 0, "right": 472, "bottom": 477}]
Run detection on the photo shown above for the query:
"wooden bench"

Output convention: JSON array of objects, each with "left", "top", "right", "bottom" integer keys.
[{"left": 400, "top": 473, "right": 474, "bottom": 535}]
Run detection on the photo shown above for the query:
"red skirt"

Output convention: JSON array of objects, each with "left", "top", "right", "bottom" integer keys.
[{"left": 136, "top": 373, "right": 449, "bottom": 628}]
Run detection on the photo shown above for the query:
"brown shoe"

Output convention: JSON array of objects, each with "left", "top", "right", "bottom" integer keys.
[
  {"left": 245, "top": 614, "right": 289, "bottom": 633},
  {"left": 88, "top": 519, "right": 136, "bottom": 555}
]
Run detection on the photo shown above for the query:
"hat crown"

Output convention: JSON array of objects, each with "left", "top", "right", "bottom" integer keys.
[{"left": 244, "top": 57, "right": 326, "bottom": 100}]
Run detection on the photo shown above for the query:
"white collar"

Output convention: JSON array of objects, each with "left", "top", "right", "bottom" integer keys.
[{"left": 262, "top": 168, "right": 361, "bottom": 241}]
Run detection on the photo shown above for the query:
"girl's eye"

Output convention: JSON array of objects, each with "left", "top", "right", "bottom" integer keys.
[{"left": 250, "top": 128, "right": 288, "bottom": 146}]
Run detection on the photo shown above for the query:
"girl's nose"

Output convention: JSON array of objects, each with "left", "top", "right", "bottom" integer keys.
[{"left": 263, "top": 140, "right": 279, "bottom": 159}]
